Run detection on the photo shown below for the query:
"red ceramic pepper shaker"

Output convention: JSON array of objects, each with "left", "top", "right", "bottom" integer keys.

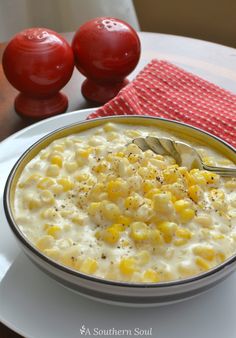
[
  {"left": 2, "top": 28, "right": 74, "bottom": 119},
  {"left": 72, "top": 17, "right": 141, "bottom": 104}
]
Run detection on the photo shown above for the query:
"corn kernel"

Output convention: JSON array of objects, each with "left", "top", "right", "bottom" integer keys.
[
  {"left": 40, "top": 190, "right": 55, "bottom": 204},
  {"left": 40, "top": 207, "right": 57, "bottom": 219},
  {"left": 47, "top": 225, "right": 61, "bottom": 239},
  {"left": 163, "top": 168, "right": 179, "bottom": 183},
  {"left": 36, "top": 235, "right": 54, "bottom": 250},
  {"left": 124, "top": 194, "right": 141, "bottom": 209},
  {"left": 130, "top": 222, "right": 149, "bottom": 241},
  {"left": 44, "top": 248, "right": 60, "bottom": 260},
  {"left": 88, "top": 202, "right": 101, "bottom": 217},
  {"left": 119, "top": 258, "right": 136, "bottom": 275},
  {"left": 142, "top": 269, "right": 161, "bottom": 283},
  {"left": 80, "top": 258, "right": 98, "bottom": 274},
  {"left": 52, "top": 144, "right": 64, "bottom": 152},
  {"left": 28, "top": 198, "right": 41, "bottom": 210},
  {"left": 188, "top": 185, "right": 201, "bottom": 203},
  {"left": 76, "top": 148, "right": 92, "bottom": 159},
  {"left": 157, "top": 221, "right": 177, "bottom": 243},
  {"left": 93, "top": 161, "right": 108, "bottom": 173},
  {"left": 125, "top": 129, "right": 141, "bottom": 138},
  {"left": 103, "top": 123, "right": 117, "bottom": 132},
  {"left": 46, "top": 164, "right": 60, "bottom": 177},
  {"left": 101, "top": 202, "right": 120, "bottom": 221},
  {"left": 117, "top": 215, "right": 131, "bottom": 227},
  {"left": 136, "top": 250, "right": 150, "bottom": 265},
  {"left": 50, "top": 155, "right": 63, "bottom": 168},
  {"left": 153, "top": 192, "right": 172, "bottom": 213},
  {"left": 210, "top": 189, "right": 225, "bottom": 200},
  {"left": 202, "top": 171, "right": 219, "bottom": 184},
  {"left": 193, "top": 246, "right": 215, "bottom": 261},
  {"left": 195, "top": 257, "right": 210, "bottom": 270},
  {"left": 179, "top": 208, "right": 195, "bottom": 223},
  {"left": 37, "top": 177, "right": 55, "bottom": 190},
  {"left": 173, "top": 238, "right": 188, "bottom": 246},
  {"left": 195, "top": 215, "right": 213, "bottom": 228},
  {"left": 57, "top": 178, "right": 74, "bottom": 192},
  {"left": 64, "top": 161, "right": 78, "bottom": 173},
  {"left": 107, "top": 179, "right": 128, "bottom": 200},
  {"left": 150, "top": 229, "right": 164, "bottom": 245},
  {"left": 19, "top": 174, "right": 42, "bottom": 188},
  {"left": 100, "top": 225, "right": 121, "bottom": 244},
  {"left": 176, "top": 227, "right": 192, "bottom": 239},
  {"left": 145, "top": 188, "right": 161, "bottom": 199},
  {"left": 174, "top": 199, "right": 191, "bottom": 212},
  {"left": 178, "top": 262, "right": 198, "bottom": 278}
]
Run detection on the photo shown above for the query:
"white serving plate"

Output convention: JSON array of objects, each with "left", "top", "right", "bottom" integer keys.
[{"left": 1, "top": 108, "right": 236, "bottom": 338}]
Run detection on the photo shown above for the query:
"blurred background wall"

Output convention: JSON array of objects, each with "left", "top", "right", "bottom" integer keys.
[
  {"left": 133, "top": 0, "right": 236, "bottom": 47},
  {"left": 0, "top": 0, "right": 139, "bottom": 41},
  {"left": 0, "top": 0, "right": 235, "bottom": 48}
]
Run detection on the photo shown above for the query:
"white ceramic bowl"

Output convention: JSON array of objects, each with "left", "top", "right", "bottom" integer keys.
[{"left": 4, "top": 116, "right": 236, "bottom": 306}]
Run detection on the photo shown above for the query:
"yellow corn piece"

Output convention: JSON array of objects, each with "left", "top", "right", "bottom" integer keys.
[
  {"left": 145, "top": 188, "right": 161, "bottom": 199},
  {"left": 47, "top": 225, "right": 61, "bottom": 239},
  {"left": 157, "top": 221, "right": 177, "bottom": 243},
  {"left": 150, "top": 229, "right": 164, "bottom": 245},
  {"left": 195, "top": 257, "right": 210, "bottom": 270},
  {"left": 193, "top": 246, "right": 215, "bottom": 261},
  {"left": 64, "top": 161, "right": 78, "bottom": 173},
  {"left": 174, "top": 199, "right": 191, "bottom": 212},
  {"left": 87, "top": 202, "right": 101, "bottom": 217},
  {"left": 107, "top": 179, "right": 128, "bottom": 200},
  {"left": 80, "top": 258, "right": 98, "bottom": 274},
  {"left": 46, "top": 164, "right": 60, "bottom": 177},
  {"left": 119, "top": 257, "right": 136, "bottom": 276},
  {"left": 57, "top": 178, "right": 74, "bottom": 192},
  {"left": 188, "top": 185, "right": 201, "bottom": 203},
  {"left": 52, "top": 144, "right": 64, "bottom": 152},
  {"left": 101, "top": 201, "right": 120, "bottom": 221},
  {"left": 136, "top": 250, "right": 150, "bottom": 265},
  {"left": 103, "top": 122, "right": 117, "bottom": 132},
  {"left": 36, "top": 235, "right": 54, "bottom": 250},
  {"left": 93, "top": 161, "right": 108, "bottom": 173},
  {"left": 28, "top": 198, "right": 41, "bottom": 210},
  {"left": 37, "top": 177, "right": 55, "bottom": 190},
  {"left": 173, "top": 238, "right": 188, "bottom": 246},
  {"left": 100, "top": 225, "right": 121, "bottom": 244},
  {"left": 76, "top": 148, "right": 92, "bottom": 159},
  {"left": 163, "top": 168, "right": 179, "bottom": 183},
  {"left": 176, "top": 227, "right": 192, "bottom": 239},
  {"left": 142, "top": 269, "right": 161, "bottom": 283},
  {"left": 19, "top": 174, "right": 42, "bottom": 188},
  {"left": 130, "top": 222, "right": 149, "bottom": 241},
  {"left": 124, "top": 194, "right": 141, "bottom": 209},
  {"left": 179, "top": 208, "right": 195, "bottom": 223},
  {"left": 202, "top": 171, "right": 219, "bottom": 184},
  {"left": 117, "top": 215, "right": 131, "bottom": 227},
  {"left": 153, "top": 192, "right": 172, "bottom": 212},
  {"left": 40, "top": 190, "right": 55, "bottom": 204},
  {"left": 210, "top": 189, "right": 225, "bottom": 200},
  {"left": 50, "top": 155, "right": 63, "bottom": 168}
]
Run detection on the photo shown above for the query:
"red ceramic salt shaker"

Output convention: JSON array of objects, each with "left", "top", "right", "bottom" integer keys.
[
  {"left": 2, "top": 28, "right": 74, "bottom": 119},
  {"left": 72, "top": 17, "right": 141, "bottom": 104}
]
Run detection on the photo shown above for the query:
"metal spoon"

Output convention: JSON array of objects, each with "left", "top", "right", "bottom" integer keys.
[{"left": 132, "top": 137, "right": 236, "bottom": 177}]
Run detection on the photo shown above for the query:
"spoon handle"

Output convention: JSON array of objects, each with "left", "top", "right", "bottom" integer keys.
[{"left": 203, "top": 164, "right": 236, "bottom": 177}]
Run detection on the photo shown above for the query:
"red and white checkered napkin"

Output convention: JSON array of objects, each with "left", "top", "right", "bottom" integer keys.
[{"left": 88, "top": 59, "right": 236, "bottom": 148}]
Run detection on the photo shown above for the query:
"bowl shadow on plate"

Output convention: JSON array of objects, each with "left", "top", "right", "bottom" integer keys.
[{"left": 1, "top": 252, "right": 236, "bottom": 338}]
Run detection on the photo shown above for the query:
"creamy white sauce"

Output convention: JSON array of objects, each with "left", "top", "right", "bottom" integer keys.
[{"left": 14, "top": 123, "right": 236, "bottom": 283}]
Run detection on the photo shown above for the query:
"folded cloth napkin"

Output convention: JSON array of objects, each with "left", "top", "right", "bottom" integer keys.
[{"left": 88, "top": 59, "right": 236, "bottom": 148}]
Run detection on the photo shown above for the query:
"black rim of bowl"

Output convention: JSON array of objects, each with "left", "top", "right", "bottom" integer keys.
[{"left": 3, "top": 115, "right": 236, "bottom": 289}]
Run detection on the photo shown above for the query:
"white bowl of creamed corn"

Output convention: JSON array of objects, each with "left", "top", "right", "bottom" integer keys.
[{"left": 4, "top": 116, "right": 236, "bottom": 306}]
